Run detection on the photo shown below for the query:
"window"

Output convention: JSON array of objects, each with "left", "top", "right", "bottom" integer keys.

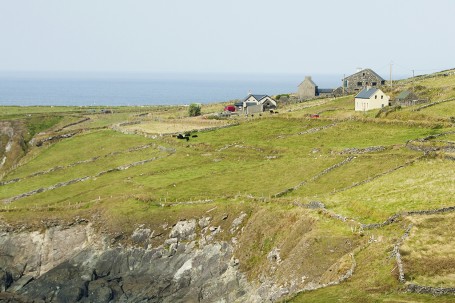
[
  {"left": 382, "top": 104, "right": 384, "bottom": 108},
  {"left": 375, "top": 95, "right": 377, "bottom": 99},
  {"left": 381, "top": 95, "right": 384, "bottom": 99},
  {"left": 362, "top": 73, "right": 365, "bottom": 76},
  {"left": 372, "top": 82, "right": 377, "bottom": 86},
  {"left": 357, "top": 82, "right": 362, "bottom": 86}
]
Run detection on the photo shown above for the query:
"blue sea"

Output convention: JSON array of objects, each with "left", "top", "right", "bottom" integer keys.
[{"left": 0, "top": 72, "right": 344, "bottom": 106}]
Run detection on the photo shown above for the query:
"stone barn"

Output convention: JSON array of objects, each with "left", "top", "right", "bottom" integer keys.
[
  {"left": 297, "top": 76, "right": 337, "bottom": 100},
  {"left": 343, "top": 68, "right": 385, "bottom": 93},
  {"left": 298, "top": 76, "right": 317, "bottom": 100},
  {"left": 395, "top": 90, "right": 427, "bottom": 106}
]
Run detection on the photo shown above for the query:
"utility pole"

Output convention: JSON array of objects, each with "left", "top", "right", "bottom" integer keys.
[
  {"left": 389, "top": 62, "right": 393, "bottom": 88},
  {"left": 342, "top": 74, "right": 345, "bottom": 95}
]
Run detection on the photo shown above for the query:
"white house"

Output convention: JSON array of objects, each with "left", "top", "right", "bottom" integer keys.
[
  {"left": 354, "top": 88, "right": 390, "bottom": 111},
  {"left": 235, "top": 94, "right": 277, "bottom": 112}
]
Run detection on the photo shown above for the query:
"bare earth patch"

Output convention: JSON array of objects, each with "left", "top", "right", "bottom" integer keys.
[{"left": 123, "top": 117, "right": 230, "bottom": 134}]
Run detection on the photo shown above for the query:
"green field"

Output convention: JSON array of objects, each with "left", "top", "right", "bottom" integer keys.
[{"left": 1, "top": 70, "right": 455, "bottom": 302}]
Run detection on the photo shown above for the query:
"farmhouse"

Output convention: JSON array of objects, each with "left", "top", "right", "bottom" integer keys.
[
  {"left": 235, "top": 94, "right": 277, "bottom": 114},
  {"left": 354, "top": 88, "right": 390, "bottom": 111},
  {"left": 297, "top": 76, "right": 337, "bottom": 100},
  {"left": 343, "top": 68, "right": 385, "bottom": 92}
]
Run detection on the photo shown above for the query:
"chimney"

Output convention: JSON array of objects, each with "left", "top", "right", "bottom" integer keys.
[
  {"left": 356, "top": 67, "right": 362, "bottom": 73},
  {"left": 305, "top": 76, "right": 312, "bottom": 81}
]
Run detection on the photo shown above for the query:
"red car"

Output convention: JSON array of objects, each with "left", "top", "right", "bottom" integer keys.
[{"left": 224, "top": 105, "right": 236, "bottom": 112}]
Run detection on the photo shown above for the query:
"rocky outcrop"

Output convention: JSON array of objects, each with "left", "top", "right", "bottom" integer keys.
[
  {"left": 12, "top": 242, "right": 252, "bottom": 303},
  {"left": 0, "top": 209, "right": 364, "bottom": 302},
  {"left": 0, "top": 218, "right": 257, "bottom": 303},
  {"left": 0, "top": 121, "right": 28, "bottom": 178}
]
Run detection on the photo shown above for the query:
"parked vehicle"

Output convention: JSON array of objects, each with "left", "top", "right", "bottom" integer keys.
[{"left": 224, "top": 105, "right": 236, "bottom": 112}]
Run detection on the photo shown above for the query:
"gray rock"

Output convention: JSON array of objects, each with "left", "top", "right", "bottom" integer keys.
[
  {"left": 131, "top": 228, "right": 151, "bottom": 244},
  {"left": 87, "top": 279, "right": 113, "bottom": 303},
  {"left": 169, "top": 220, "right": 196, "bottom": 241},
  {"left": 230, "top": 212, "right": 247, "bottom": 234},
  {"left": 0, "top": 222, "right": 259, "bottom": 303},
  {"left": 198, "top": 217, "right": 211, "bottom": 228},
  {"left": 7, "top": 275, "right": 33, "bottom": 293},
  {"left": 0, "top": 268, "right": 13, "bottom": 292},
  {"left": 55, "top": 284, "right": 85, "bottom": 303}
]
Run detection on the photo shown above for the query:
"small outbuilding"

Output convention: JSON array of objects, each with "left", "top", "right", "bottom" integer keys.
[
  {"left": 354, "top": 88, "right": 390, "bottom": 111},
  {"left": 395, "top": 90, "right": 426, "bottom": 106}
]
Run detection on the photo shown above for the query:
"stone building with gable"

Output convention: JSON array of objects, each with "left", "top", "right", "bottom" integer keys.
[
  {"left": 343, "top": 68, "right": 385, "bottom": 93},
  {"left": 297, "top": 76, "right": 339, "bottom": 100},
  {"left": 297, "top": 76, "right": 317, "bottom": 100}
]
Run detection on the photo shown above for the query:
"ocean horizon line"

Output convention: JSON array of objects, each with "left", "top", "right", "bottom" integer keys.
[{"left": 0, "top": 72, "right": 408, "bottom": 107}]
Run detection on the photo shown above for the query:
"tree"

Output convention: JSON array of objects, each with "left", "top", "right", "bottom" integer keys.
[{"left": 188, "top": 103, "right": 201, "bottom": 117}]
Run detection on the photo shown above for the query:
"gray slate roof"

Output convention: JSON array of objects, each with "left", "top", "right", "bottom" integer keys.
[
  {"left": 396, "top": 91, "right": 411, "bottom": 100},
  {"left": 317, "top": 88, "right": 334, "bottom": 94},
  {"left": 355, "top": 88, "right": 379, "bottom": 99},
  {"left": 244, "top": 94, "right": 267, "bottom": 102},
  {"left": 344, "top": 68, "right": 385, "bottom": 81},
  {"left": 396, "top": 90, "right": 419, "bottom": 100}
]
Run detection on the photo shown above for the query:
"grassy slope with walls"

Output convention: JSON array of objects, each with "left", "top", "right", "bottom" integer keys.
[{"left": 0, "top": 70, "right": 454, "bottom": 302}]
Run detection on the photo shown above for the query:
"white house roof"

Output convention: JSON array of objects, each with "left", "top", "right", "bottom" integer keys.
[
  {"left": 243, "top": 94, "right": 267, "bottom": 102},
  {"left": 355, "top": 88, "right": 379, "bottom": 99}
]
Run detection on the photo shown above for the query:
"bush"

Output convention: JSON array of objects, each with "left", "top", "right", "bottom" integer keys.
[
  {"left": 188, "top": 103, "right": 201, "bottom": 117},
  {"left": 276, "top": 94, "right": 290, "bottom": 100}
]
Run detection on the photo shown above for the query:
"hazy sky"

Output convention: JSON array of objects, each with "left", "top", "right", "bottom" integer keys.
[{"left": 1, "top": 0, "right": 454, "bottom": 76}]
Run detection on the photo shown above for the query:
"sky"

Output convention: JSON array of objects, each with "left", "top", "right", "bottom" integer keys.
[{"left": 0, "top": 0, "right": 454, "bottom": 77}]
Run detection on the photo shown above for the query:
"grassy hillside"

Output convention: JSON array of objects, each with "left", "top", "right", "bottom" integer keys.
[{"left": 0, "top": 69, "right": 454, "bottom": 302}]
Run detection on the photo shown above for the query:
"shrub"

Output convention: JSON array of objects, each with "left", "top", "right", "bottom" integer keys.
[{"left": 188, "top": 103, "right": 201, "bottom": 117}]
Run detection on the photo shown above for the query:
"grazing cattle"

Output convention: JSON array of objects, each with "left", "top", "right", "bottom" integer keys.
[{"left": 176, "top": 133, "right": 197, "bottom": 141}]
